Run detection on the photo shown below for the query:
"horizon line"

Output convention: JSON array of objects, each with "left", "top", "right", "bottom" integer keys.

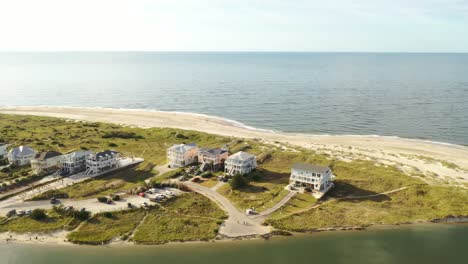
[{"left": 1, "top": 50, "right": 468, "bottom": 54}]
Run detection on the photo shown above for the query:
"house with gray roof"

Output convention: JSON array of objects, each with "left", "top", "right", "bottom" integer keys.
[
  {"left": 167, "top": 143, "right": 198, "bottom": 168},
  {"left": 198, "top": 147, "right": 229, "bottom": 171},
  {"left": 31, "top": 151, "right": 63, "bottom": 174},
  {"left": 225, "top": 151, "right": 257, "bottom": 176},
  {"left": 85, "top": 150, "right": 120, "bottom": 175},
  {"left": 7, "top": 146, "right": 37, "bottom": 166},
  {"left": 62, "top": 150, "right": 93, "bottom": 175},
  {"left": 289, "top": 163, "right": 333, "bottom": 194}
]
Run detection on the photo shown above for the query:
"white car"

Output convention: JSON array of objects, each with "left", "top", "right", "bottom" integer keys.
[
  {"left": 17, "top": 210, "right": 25, "bottom": 216},
  {"left": 25, "top": 209, "right": 32, "bottom": 215},
  {"left": 140, "top": 202, "right": 149, "bottom": 208},
  {"left": 165, "top": 190, "right": 174, "bottom": 196}
]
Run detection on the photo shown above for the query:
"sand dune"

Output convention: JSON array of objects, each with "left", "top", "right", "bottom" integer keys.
[{"left": 1, "top": 106, "right": 467, "bottom": 186}]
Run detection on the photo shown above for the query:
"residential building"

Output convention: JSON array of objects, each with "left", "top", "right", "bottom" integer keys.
[
  {"left": 85, "top": 150, "right": 120, "bottom": 175},
  {"left": 198, "top": 148, "right": 228, "bottom": 171},
  {"left": 62, "top": 150, "right": 93, "bottom": 175},
  {"left": 225, "top": 151, "right": 257, "bottom": 176},
  {"left": 31, "top": 151, "right": 63, "bottom": 174},
  {"left": 7, "top": 146, "right": 37, "bottom": 166},
  {"left": 289, "top": 163, "right": 333, "bottom": 193},
  {"left": 0, "top": 143, "right": 7, "bottom": 160},
  {"left": 167, "top": 143, "right": 199, "bottom": 168}
]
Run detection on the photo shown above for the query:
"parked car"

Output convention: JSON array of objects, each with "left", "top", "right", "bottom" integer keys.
[
  {"left": 140, "top": 202, "right": 149, "bottom": 208},
  {"left": 165, "top": 190, "right": 175, "bottom": 196},
  {"left": 50, "top": 197, "right": 57, "bottom": 204},
  {"left": 191, "top": 177, "right": 201, "bottom": 183},
  {"left": 127, "top": 203, "right": 133, "bottom": 208},
  {"left": 25, "top": 209, "right": 32, "bottom": 215},
  {"left": 17, "top": 210, "right": 25, "bottom": 216}
]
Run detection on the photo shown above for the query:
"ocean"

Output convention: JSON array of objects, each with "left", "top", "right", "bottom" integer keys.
[{"left": 0, "top": 52, "right": 467, "bottom": 145}]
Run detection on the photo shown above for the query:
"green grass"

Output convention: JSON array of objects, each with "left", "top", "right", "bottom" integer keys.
[
  {"left": 267, "top": 185, "right": 468, "bottom": 231},
  {"left": 132, "top": 193, "right": 225, "bottom": 244},
  {"left": 268, "top": 193, "right": 318, "bottom": 220},
  {"left": 132, "top": 211, "right": 220, "bottom": 244},
  {"left": 0, "top": 213, "right": 74, "bottom": 233},
  {"left": 67, "top": 209, "right": 146, "bottom": 244}
]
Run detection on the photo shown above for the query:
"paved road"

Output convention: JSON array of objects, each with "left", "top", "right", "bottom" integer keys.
[{"left": 184, "top": 181, "right": 271, "bottom": 237}]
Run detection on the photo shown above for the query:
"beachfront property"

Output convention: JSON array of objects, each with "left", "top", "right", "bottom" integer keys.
[
  {"left": 0, "top": 143, "right": 8, "bottom": 160},
  {"left": 224, "top": 151, "right": 257, "bottom": 176},
  {"left": 30, "top": 151, "right": 63, "bottom": 174},
  {"left": 198, "top": 147, "right": 229, "bottom": 171},
  {"left": 7, "top": 146, "right": 37, "bottom": 166},
  {"left": 62, "top": 150, "right": 93, "bottom": 175},
  {"left": 167, "top": 143, "right": 199, "bottom": 168},
  {"left": 289, "top": 163, "right": 333, "bottom": 194},
  {"left": 85, "top": 150, "right": 120, "bottom": 175}
]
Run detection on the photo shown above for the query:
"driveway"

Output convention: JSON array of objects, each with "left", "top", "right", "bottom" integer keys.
[{"left": 184, "top": 181, "right": 271, "bottom": 237}]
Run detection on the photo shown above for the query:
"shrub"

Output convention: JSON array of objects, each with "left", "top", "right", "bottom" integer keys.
[
  {"left": 103, "top": 212, "right": 114, "bottom": 218},
  {"left": 112, "top": 194, "right": 120, "bottom": 201},
  {"left": 102, "top": 131, "right": 144, "bottom": 139},
  {"left": 108, "top": 142, "right": 118, "bottom": 147},
  {"left": 73, "top": 210, "right": 91, "bottom": 221},
  {"left": 31, "top": 209, "right": 47, "bottom": 220},
  {"left": 97, "top": 197, "right": 108, "bottom": 203},
  {"left": 201, "top": 172, "right": 212, "bottom": 179},
  {"left": 229, "top": 174, "right": 247, "bottom": 190}
]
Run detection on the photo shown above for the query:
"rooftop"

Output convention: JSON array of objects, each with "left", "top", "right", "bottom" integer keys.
[
  {"left": 35, "top": 151, "right": 63, "bottom": 161},
  {"left": 95, "top": 150, "right": 119, "bottom": 159},
  {"left": 199, "top": 148, "right": 227, "bottom": 156},
  {"left": 227, "top": 151, "right": 255, "bottom": 161},
  {"left": 9, "top": 146, "right": 36, "bottom": 157},
  {"left": 292, "top": 163, "right": 330, "bottom": 174},
  {"left": 168, "top": 143, "right": 197, "bottom": 153}
]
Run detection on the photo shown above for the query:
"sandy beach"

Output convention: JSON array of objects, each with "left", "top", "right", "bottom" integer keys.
[{"left": 1, "top": 106, "right": 467, "bottom": 186}]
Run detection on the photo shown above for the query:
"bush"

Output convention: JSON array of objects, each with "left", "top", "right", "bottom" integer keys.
[
  {"left": 229, "top": 174, "right": 247, "bottom": 190},
  {"left": 108, "top": 142, "right": 118, "bottom": 147},
  {"left": 97, "top": 197, "right": 108, "bottom": 203},
  {"left": 201, "top": 172, "right": 212, "bottom": 179},
  {"left": 103, "top": 212, "right": 114, "bottom": 218},
  {"left": 112, "top": 194, "right": 120, "bottom": 201},
  {"left": 73, "top": 210, "right": 91, "bottom": 221},
  {"left": 102, "top": 131, "right": 144, "bottom": 139},
  {"left": 31, "top": 209, "right": 47, "bottom": 220}
]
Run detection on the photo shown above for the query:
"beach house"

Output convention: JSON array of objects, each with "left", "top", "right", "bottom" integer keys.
[
  {"left": 167, "top": 143, "right": 199, "bottom": 168},
  {"left": 30, "top": 151, "right": 63, "bottom": 174},
  {"left": 62, "top": 150, "right": 93, "bottom": 175},
  {"left": 0, "top": 143, "right": 7, "bottom": 160},
  {"left": 85, "top": 150, "right": 120, "bottom": 175},
  {"left": 289, "top": 163, "right": 333, "bottom": 194},
  {"left": 7, "top": 146, "right": 37, "bottom": 166},
  {"left": 225, "top": 151, "right": 257, "bottom": 176},
  {"left": 198, "top": 147, "right": 228, "bottom": 171}
]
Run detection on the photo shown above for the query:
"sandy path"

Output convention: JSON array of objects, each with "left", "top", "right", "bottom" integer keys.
[{"left": 1, "top": 106, "right": 467, "bottom": 185}]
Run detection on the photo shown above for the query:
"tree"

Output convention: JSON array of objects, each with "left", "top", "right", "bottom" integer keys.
[
  {"left": 229, "top": 174, "right": 247, "bottom": 190},
  {"left": 31, "top": 209, "right": 47, "bottom": 220}
]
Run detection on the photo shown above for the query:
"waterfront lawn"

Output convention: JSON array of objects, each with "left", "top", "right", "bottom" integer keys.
[
  {"left": 0, "top": 213, "right": 73, "bottom": 233},
  {"left": 67, "top": 209, "right": 146, "bottom": 244},
  {"left": 267, "top": 185, "right": 468, "bottom": 231},
  {"left": 268, "top": 193, "right": 318, "bottom": 220},
  {"left": 132, "top": 211, "right": 220, "bottom": 244}
]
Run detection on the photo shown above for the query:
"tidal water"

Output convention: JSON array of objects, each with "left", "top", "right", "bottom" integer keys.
[
  {"left": 0, "top": 224, "right": 467, "bottom": 264},
  {"left": 0, "top": 52, "right": 467, "bottom": 145}
]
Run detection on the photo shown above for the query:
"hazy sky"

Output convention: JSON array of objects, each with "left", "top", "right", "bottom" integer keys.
[{"left": 1, "top": 0, "right": 467, "bottom": 52}]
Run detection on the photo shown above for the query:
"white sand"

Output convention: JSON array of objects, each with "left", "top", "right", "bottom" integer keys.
[{"left": 1, "top": 106, "right": 467, "bottom": 186}]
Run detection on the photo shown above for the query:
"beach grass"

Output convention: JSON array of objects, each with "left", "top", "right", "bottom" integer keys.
[
  {"left": 67, "top": 209, "right": 146, "bottom": 244},
  {"left": 267, "top": 185, "right": 468, "bottom": 231},
  {"left": 132, "top": 193, "right": 225, "bottom": 244},
  {"left": 0, "top": 213, "right": 73, "bottom": 234}
]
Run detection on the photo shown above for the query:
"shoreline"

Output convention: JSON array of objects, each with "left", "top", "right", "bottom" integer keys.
[
  {"left": 1, "top": 220, "right": 466, "bottom": 247},
  {"left": 1, "top": 106, "right": 467, "bottom": 185}
]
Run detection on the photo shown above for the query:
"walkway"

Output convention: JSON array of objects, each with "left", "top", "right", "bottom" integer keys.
[
  {"left": 183, "top": 181, "right": 271, "bottom": 237},
  {"left": 251, "top": 191, "right": 296, "bottom": 219}
]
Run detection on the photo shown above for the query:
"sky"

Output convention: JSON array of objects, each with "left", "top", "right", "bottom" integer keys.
[{"left": 0, "top": 0, "right": 467, "bottom": 52}]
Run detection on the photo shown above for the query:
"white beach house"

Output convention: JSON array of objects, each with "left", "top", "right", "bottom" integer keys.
[
  {"left": 198, "top": 147, "right": 229, "bottom": 171},
  {"left": 167, "top": 143, "right": 199, "bottom": 168},
  {"left": 85, "top": 150, "right": 120, "bottom": 175},
  {"left": 225, "top": 151, "right": 257, "bottom": 176},
  {"left": 7, "top": 146, "right": 37, "bottom": 166},
  {"left": 0, "top": 143, "right": 8, "bottom": 160},
  {"left": 30, "top": 151, "right": 63, "bottom": 174},
  {"left": 289, "top": 163, "right": 333, "bottom": 194},
  {"left": 62, "top": 150, "right": 93, "bottom": 175}
]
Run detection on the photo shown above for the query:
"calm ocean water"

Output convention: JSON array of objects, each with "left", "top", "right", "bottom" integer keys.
[{"left": 0, "top": 52, "right": 467, "bottom": 145}]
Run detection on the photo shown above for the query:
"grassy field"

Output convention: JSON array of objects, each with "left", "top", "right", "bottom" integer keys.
[
  {"left": 267, "top": 185, "right": 468, "bottom": 231},
  {"left": 67, "top": 209, "right": 146, "bottom": 244},
  {"left": 132, "top": 193, "right": 225, "bottom": 244},
  {"left": 0, "top": 212, "right": 74, "bottom": 233}
]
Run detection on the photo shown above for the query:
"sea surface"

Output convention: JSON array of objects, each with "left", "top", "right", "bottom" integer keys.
[
  {"left": 0, "top": 52, "right": 467, "bottom": 145},
  {"left": 0, "top": 224, "right": 467, "bottom": 264}
]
